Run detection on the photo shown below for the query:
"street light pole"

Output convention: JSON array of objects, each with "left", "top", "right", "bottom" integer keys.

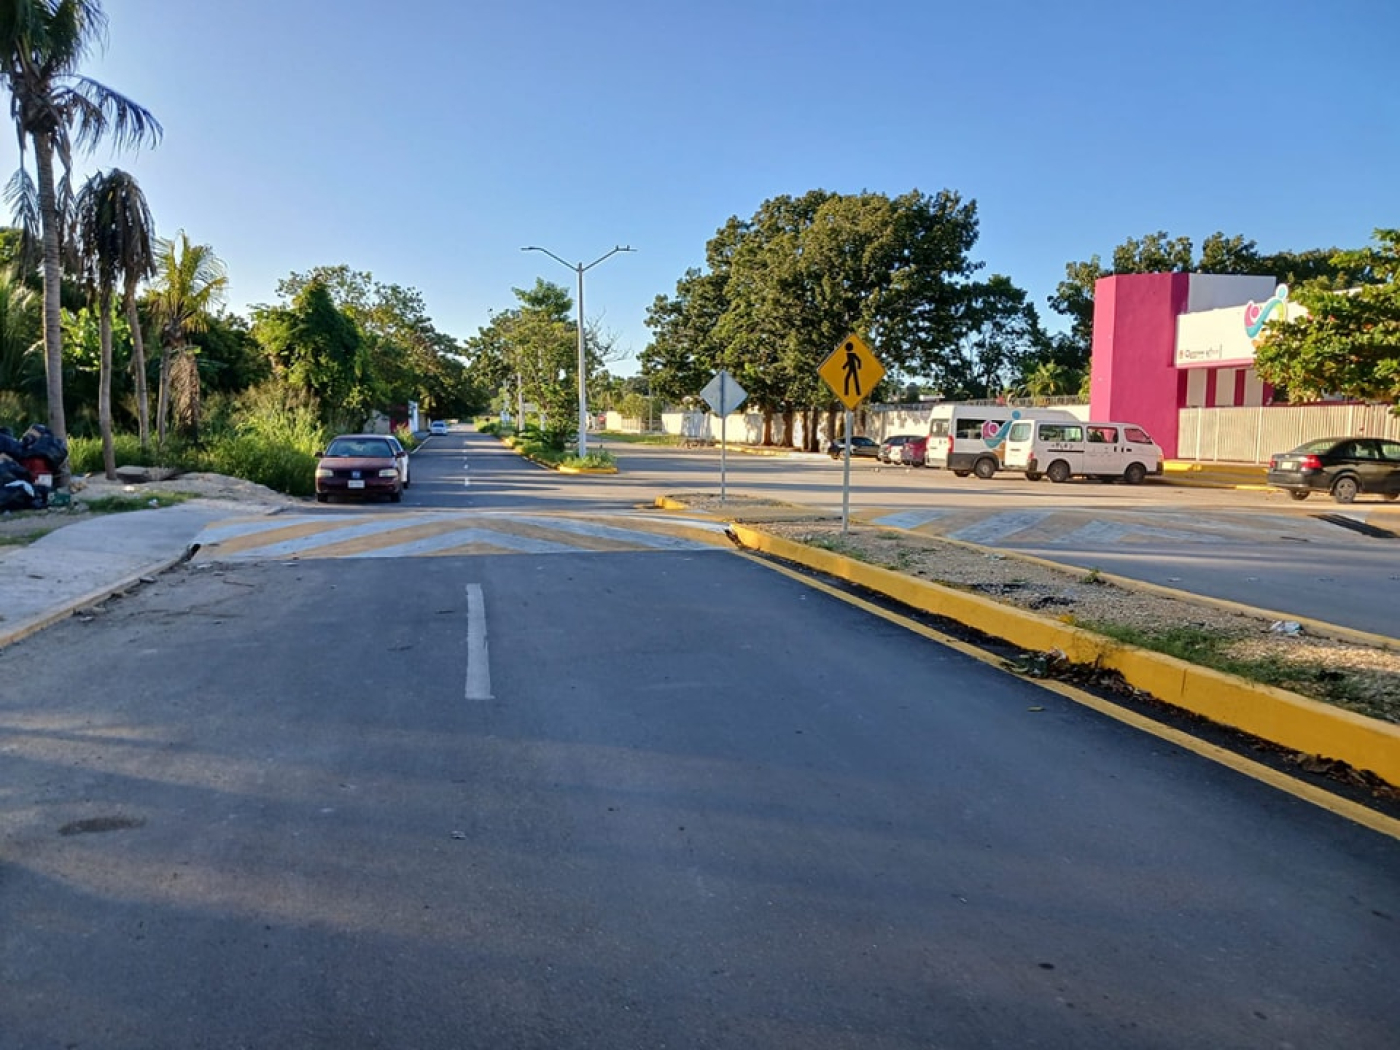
[{"left": 521, "top": 244, "right": 634, "bottom": 458}]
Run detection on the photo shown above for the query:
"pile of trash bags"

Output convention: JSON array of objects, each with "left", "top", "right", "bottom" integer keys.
[{"left": 0, "top": 424, "right": 69, "bottom": 511}]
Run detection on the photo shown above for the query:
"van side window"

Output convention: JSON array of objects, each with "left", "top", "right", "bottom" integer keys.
[
  {"left": 929, "top": 420, "right": 949, "bottom": 438},
  {"left": 956, "top": 418, "right": 987, "bottom": 440},
  {"left": 1087, "top": 427, "right": 1116, "bottom": 443},
  {"left": 1008, "top": 421, "right": 1032, "bottom": 442},
  {"left": 1124, "top": 427, "right": 1152, "bottom": 443},
  {"left": 1039, "top": 424, "right": 1082, "bottom": 442}
]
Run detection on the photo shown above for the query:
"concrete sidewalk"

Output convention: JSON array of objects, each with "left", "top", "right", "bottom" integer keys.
[{"left": 0, "top": 500, "right": 284, "bottom": 649}]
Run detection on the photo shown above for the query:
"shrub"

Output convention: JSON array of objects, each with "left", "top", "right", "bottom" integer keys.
[
  {"left": 393, "top": 423, "right": 418, "bottom": 452},
  {"left": 201, "top": 433, "right": 319, "bottom": 497}
]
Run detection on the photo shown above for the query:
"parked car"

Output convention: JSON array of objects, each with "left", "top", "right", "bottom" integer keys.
[
  {"left": 1004, "top": 419, "right": 1163, "bottom": 484},
  {"left": 1266, "top": 436, "right": 1400, "bottom": 503},
  {"left": 315, "top": 434, "right": 409, "bottom": 503},
  {"left": 429, "top": 420, "right": 449, "bottom": 436},
  {"left": 827, "top": 435, "right": 880, "bottom": 459},
  {"left": 878, "top": 434, "right": 917, "bottom": 463},
  {"left": 900, "top": 435, "right": 928, "bottom": 467}
]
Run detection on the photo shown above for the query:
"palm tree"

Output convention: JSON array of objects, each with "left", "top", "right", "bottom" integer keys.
[
  {"left": 74, "top": 167, "right": 154, "bottom": 476},
  {"left": 147, "top": 231, "right": 227, "bottom": 444},
  {"left": 72, "top": 167, "right": 154, "bottom": 452},
  {"left": 0, "top": 0, "right": 161, "bottom": 441}
]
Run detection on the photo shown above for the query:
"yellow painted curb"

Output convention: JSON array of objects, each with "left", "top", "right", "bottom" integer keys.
[
  {"left": 558, "top": 464, "right": 619, "bottom": 474},
  {"left": 729, "top": 524, "right": 1400, "bottom": 788}
]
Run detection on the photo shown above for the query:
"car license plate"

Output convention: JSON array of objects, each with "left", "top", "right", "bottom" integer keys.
[
  {"left": 1280, "top": 460, "right": 1296, "bottom": 470},
  {"left": 348, "top": 479, "right": 365, "bottom": 489}
]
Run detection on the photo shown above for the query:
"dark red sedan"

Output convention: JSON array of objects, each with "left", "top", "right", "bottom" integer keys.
[{"left": 314, "top": 434, "right": 408, "bottom": 503}]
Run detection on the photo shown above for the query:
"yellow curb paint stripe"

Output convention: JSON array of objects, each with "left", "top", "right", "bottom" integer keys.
[
  {"left": 730, "top": 524, "right": 1400, "bottom": 791},
  {"left": 739, "top": 550, "right": 1400, "bottom": 843}
]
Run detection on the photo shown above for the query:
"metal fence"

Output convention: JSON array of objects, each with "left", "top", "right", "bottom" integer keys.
[{"left": 1177, "top": 404, "right": 1400, "bottom": 463}]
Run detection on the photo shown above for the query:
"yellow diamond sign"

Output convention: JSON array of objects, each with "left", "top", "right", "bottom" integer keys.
[{"left": 819, "top": 334, "right": 884, "bottom": 410}]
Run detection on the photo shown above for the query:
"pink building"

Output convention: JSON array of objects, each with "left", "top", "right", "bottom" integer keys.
[{"left": 1089, "top": 273, "right": 1290, "bottom": 457}]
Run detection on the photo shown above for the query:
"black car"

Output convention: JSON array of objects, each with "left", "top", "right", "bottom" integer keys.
[
  {"left": 828, "top": 436, "right": 880, "bottom": 459},
  {"left": 1266, "top": 436, "right": 1400, "bottom": 503}
]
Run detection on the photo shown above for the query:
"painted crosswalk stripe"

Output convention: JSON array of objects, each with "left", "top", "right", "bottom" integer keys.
[{"left": 465, "top": 583, "right": 492, "bottom": 700}]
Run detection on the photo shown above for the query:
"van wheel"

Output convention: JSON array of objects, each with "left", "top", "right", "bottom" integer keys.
[
  {"left": 1123, "top": 462, "right": 1146, "bottom": 485},
  {"left": 1024, "top": 471, "right": 1042, "bottom": 482},
  {"left": 973, "top": 457, "right": 998, "bottom": 480},
  {"left": 1331, "top": 476, "right": 1359, "bottom": 504},
  {"left": 1047, "top": 460, "right": 1071, "bottom": 484},
  {"left": 953, "top": 470, "right": 970, "bottom": 478}
]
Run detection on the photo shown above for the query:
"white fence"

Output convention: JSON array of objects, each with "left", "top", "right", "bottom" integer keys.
[{"left": 1177, "top": 404, "right": 1400, "bottom": 463}]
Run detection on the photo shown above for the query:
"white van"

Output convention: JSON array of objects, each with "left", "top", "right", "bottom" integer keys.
[
  {"left": 1003, "top": 419, "right": 1164, "bottom": 484},
  {"left": 925, "top": 405, "right": 1078, "bottom": 479}
]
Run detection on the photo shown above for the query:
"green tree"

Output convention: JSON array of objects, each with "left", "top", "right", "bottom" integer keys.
[
  {"left": 645, "top": 189, "right": 980, "bottom": 447},
  {"left": 254, "top": 279, "right": 371, "bottom": 431},
  {"left": 277, "top": 265, "right": 479, "bottom": 420},
  {"left": 951, "top": 274, "right": 1048, "bottom": 398},
  {"left": 1253, "top": 229, "right": 1400, "bottom": 407},
  {"left": 1048, "top": 231, "right": 1359, "bottom": 369},
  {"left": 73, "top": 167, "right": 153, "bottom": 473},
  {"left": 0, "top": 0, "right": 160, "bottom": 439},
  {"left": 0, "top": 262, "right": 41, "bottom": 421},
  {"left": 147, "top": 231, "right": 227, "bottom": 443}
]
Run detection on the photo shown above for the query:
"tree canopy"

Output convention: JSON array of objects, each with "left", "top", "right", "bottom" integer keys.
[
  {"left": 1048, "top": 231, "right": 1354, "bottom": 368},
  {"left": 1253, "top": 229, "right": 1400, "bottom": 408},
  {"left": 641, "top": 188, "right": 987, "bottom": 421}
]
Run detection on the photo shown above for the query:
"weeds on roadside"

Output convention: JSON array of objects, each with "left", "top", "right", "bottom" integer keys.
[
  {"left": 1085, "top": 621, "right": 1396, "bottom": 721},
  {"left": 80, "top": 493, "right": 193, "bottom": 513}
]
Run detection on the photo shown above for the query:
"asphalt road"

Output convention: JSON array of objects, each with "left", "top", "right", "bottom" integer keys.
[
  {"left": 2, "top": 514, "right": 1399, "bottom": 1046},
  {"left": 393, "top": 431, "right": 1400, "bottom": 635}
]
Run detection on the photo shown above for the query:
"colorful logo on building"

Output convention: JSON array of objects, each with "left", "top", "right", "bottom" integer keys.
[{"left": 1244, "top": 284, "right": 1290, "bottom": 345}]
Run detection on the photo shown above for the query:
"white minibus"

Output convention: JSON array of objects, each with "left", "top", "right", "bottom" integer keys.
[
  {"left": 925, "top": 404, "right": 1078, "bottom": 479},
  {"left": 1003, "top": 419, "right": 1164, "bottom": 484}
]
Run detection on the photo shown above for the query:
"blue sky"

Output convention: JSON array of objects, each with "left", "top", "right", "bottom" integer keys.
[{"left": 8, "top": 0, "right": 1396, "bottom": 374}]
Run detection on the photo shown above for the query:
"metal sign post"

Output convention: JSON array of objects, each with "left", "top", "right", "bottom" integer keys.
[
  {"left": 817, "top": 335, "right": 886, "bottom": 537},
  {"left": 699, "top": 370, "right": 747, "bottom": 504},
  {"left": 842, "top": 408, "right": 854, "bottom": 534}
]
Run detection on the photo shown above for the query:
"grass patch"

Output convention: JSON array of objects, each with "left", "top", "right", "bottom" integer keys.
[
  {"left": 562, "top": 449, "right": 616, "bottom": 471},
  {"left": 0, "top": 527, "right": 56, "bottom": 546},
  {"left": 1085, "top": 621, "right": 1386, "bottom": 716},
  {"left": 81, "top": 492, "right": 193, "bottom": 513},
  {"left": 595, "top": 431, "right": 672, "bottom": 445},
  {"left": 805, "top": 534, "right": 879, "bottom": 563}
]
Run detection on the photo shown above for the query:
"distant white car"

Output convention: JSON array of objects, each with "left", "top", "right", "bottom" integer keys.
[{"left": 429, "top": 420, "right": 449, "bottom": 436}]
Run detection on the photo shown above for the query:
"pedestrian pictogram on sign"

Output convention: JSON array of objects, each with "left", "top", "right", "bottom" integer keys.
[{"left": 819, "top": 334, "right": 884, "bottom": 410}]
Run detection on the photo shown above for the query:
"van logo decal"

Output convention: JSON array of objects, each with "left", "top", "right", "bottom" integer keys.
[{"left": 982, "top": 411, "right": 1022, "bottom": 448}]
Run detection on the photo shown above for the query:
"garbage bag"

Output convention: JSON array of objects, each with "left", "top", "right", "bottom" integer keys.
[
  {"left": 0, "top": 453, "right": 30, "bottom": 484},
  {"left": 20, "top": 423, "right": 68, "bottom": 467},
  {"left": 0, "top": 478, "right": 36, "bottom": 511}
]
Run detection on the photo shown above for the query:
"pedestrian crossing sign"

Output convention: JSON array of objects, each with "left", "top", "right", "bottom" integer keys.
[{"left": 819, "top": 334, "right": 884, "bottom": 410}]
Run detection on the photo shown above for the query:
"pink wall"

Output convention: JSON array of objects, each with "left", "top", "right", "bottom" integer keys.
[{"left": 1089, "top": 273, "right": 1192, "bottom": 456}]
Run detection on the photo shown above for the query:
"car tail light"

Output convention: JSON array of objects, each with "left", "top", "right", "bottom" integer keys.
[
  {"left": 1300, "top": 455, "right": 1324, "bottom": 470},
  {"left": 946, "top": 434, "right": 954, "bottom": 457}
]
